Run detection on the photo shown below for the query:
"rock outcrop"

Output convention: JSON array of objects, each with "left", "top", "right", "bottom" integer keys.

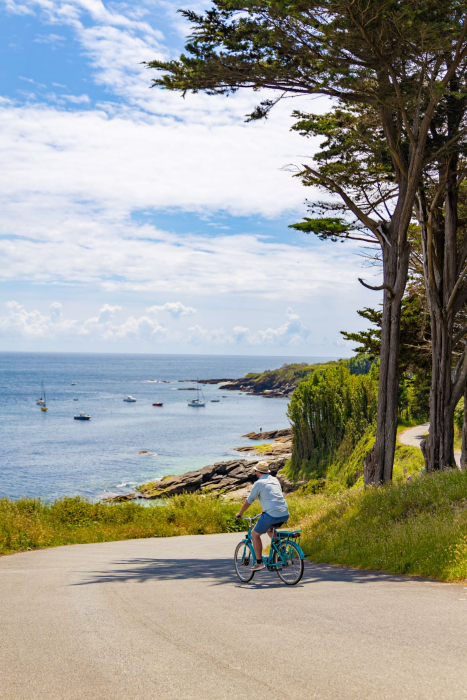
[
  {"left": 234, "top": 427, "right": 293, "bottom": 457},
  {"left": 242, "top": 428, "right": 292, "bottom": 440},
  {"left": 102, "top": 425, "right": 302, "bottom": 502},
  {"left": 136, "top": 456, "right": 289, "bottom": 499}
]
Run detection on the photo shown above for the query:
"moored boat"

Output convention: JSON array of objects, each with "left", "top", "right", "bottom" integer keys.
[
  {"left": 39, "top": 382, "right": 48, "bottom": 411},
  {"left": 123, "top": 396, "right": 137, "bottom": 402},
  {"left": 74, "top": 412, "right": 91, "bottom": 420},
  {"left": 152, "top": 402, "right": 163, "bottom": 406},
  {"left": 36, "top": 381, "right": 46, "bottom": 405},
  {"left": 188, "top": 381, "right": 206, "bottom": 407}
]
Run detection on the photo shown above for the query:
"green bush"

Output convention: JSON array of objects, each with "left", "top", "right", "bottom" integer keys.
[{"left": 287, "top": 364, "right": 377, "bottom": 479}]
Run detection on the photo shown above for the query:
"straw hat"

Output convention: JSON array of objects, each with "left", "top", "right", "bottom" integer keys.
[{"left": 254, "top": 461, "right": 270, "bottom": 474}]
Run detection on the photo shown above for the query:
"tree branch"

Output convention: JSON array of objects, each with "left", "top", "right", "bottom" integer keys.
[{"left": 358, "top": 278, "right": 394, "bottom": 297}]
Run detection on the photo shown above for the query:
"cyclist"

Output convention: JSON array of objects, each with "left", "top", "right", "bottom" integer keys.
[{"left": 235, "top": 460, "right": 289, "bottom": 571}]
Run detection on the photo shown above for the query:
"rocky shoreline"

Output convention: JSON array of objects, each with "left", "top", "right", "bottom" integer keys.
[
  {"left": 197, "top": 378, "right": 295, "bottom": 398},
  {"left": 104, "top": 428, "right": 304, "bottom": 502}
]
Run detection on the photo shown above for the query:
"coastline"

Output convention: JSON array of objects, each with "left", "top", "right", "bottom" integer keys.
[{"left": 104, "top": 428, "right": 301, "bottom": 502}]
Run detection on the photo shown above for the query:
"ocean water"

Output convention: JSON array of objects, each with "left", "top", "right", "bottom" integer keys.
[{"left": 0, "top": 352, "right": 333, "bottom": 502}]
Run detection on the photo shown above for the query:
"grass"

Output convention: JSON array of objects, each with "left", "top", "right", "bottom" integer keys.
[
  {"left": 296, "top": 468, "right": 467, "bottom": 581},
  {"left": 0, "top": 493, "right": 309, "bottom": 556}
]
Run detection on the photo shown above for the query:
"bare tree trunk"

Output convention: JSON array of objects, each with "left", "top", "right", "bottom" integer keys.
[
  {"left": 364, "top": 238, "right": 410, "bottom": 484},
  {"left": 419, "top": 91, "right": 466, "bottom": 471},
  {"left": 421, "top": 312, "right": 456, "bottom": 470}
]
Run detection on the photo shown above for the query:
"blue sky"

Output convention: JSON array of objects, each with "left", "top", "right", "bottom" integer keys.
[{"left": 0, "top": 0, "right": 381, "bottom": 356}]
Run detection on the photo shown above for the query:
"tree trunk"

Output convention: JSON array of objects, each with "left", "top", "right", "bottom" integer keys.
[
  {"left": 364, "top": 239, "right": 410, "bottom": 484},
  {"left": 420, "top": 123, "right": 463, "bottom": 471},
  {"left": 421, "top": 312, "right": 456, "bottom": 470}
]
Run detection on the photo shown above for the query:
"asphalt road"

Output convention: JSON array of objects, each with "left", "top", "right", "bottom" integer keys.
[
  {"left": 399, "top": 423, "right": 461, "bottom": 466},
  {"left": 1, "top": 534, "right": 467, "bottom": 700}
]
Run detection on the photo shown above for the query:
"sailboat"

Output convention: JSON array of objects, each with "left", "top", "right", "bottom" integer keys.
[
  {"left": 36, "top": 381, "right": 46, "bottom": 407},
  {"left": 188, "top": 382, "right": 206, "bottom": 407},
  {"left": 41, "top": 383, "right": 48, "bottom": 412}
]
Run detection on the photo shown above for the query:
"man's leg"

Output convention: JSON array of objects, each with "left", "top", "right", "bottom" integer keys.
[{"left": 252, "top": 530, "right": 263, "bottom": 561}]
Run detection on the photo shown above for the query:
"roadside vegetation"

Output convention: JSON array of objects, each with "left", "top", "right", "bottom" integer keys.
[
  {"left": 298, "top": 469, "right": 467, "bottom": 582},
  {"left": 0, "top": 493, "right": 313, "bottom": 556}
]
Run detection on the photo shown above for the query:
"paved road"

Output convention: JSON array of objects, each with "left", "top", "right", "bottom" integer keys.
[
  {"left": 1, "top": 534, "right": 467, "bottom": 700},
  {"left": 399, "top": 423, "right": 461, "bottom": 466}
]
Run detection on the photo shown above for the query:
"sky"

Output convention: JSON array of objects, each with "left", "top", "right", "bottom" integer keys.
[{"left": 0, "top": 0, "right": 382, "bottom": 356}]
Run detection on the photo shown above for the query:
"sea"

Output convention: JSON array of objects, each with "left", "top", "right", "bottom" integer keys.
[{"left": 0, "top": 352, "right": 334, "bottom": 502}]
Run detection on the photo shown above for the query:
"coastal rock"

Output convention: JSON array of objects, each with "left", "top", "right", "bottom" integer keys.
[
  {"left": 242, "top": 428, "right": 292, "bottom": 441},
  {"left": 277, "top": 473, "right": 307, "bottom": 494},
  {"left": 102, "top": 492, "right": 137, "bottom": 502},
  {"left": 106, "top": 423, "right": 300, "bottom": 502},
  {"left": 136, "top": 458, "right": 259, "bottom": 499}
]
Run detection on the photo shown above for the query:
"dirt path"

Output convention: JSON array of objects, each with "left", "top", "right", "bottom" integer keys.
[{"left": 398, "top": 423, "right": 461, "bottom": 467}]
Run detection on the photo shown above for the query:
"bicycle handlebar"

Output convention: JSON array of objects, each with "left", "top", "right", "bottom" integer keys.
[{"left": 241, "top": 514, "right": 261, "bottom": 522}]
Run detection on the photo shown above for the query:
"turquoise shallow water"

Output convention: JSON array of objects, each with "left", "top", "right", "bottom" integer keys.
[{"left": 0, "top": 352, "right": 332, "bottom": 501}]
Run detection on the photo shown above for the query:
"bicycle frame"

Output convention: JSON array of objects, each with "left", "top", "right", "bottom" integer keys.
[{"left": 240, "top": 515, "right": 304, "bottom": 570}]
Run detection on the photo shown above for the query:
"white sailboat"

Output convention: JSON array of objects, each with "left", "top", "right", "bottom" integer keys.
[
  {"left": 188, "top": 382, "right": 206, "bottom": 407},
  {"left": 36, "top": 381, "right": 47, "bottom": 410},
  {"left": 41, "top": 383, "right": 48, "bottom": 412}
]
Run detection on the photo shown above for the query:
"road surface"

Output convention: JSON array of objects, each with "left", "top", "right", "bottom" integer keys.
[
  {"left": 399, "top": 422, "right": 461, "bottom": 466},
  {"left": 1, "top": 534, "right": 467, "bottom": 699}
]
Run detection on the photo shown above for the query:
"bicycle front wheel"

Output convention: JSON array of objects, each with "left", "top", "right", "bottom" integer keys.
[
  {"left": 273, "top": 540, "right": 304, "bottom": 585},
  {"left": 234, "top": 541, "right": 256, "bottom": 583}
]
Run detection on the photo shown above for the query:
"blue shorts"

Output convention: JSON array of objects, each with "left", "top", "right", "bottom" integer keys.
[{"left": 254, "top": 512, "right": 289, "bottom": 535}]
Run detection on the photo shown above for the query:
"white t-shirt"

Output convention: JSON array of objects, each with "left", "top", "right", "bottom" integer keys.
[{"left": 246, "top": 474, "right": 289, "bottom": 518}]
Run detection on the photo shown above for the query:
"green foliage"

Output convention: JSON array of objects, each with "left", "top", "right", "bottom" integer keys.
[
  {"left": 342, "top": 355, "right": 376, "bottom": 376},
  {"left": 0, "top": 494, "right": 253, "bottom": 554},
  {"left": 239, "top": 356, "right": 374, "bottom": 394},
  {"left": 288, "top": 217, "right": 356, "bottom": 242},
  {"left": 341, "top": 295, "right": 431, "bottom": 422},
  {"left": 398, "top": 372, "right": 430, "bottom": 422},
  {"left": 299, "top": 469, "right": 467, "bottom": 581},
  {"left": 0, "top": 492, "right": 313, "bottom": 556},
  {"left": 326, "top": 425, "right": 376, "bottom": 487},
  {"left": 341, "top": 294, "right": 431, "bottom": 374},
  {"left": 455, "top": 397, "right": 464, "bottom": 432},
  {"left": 287, "top": 365, "right": 378, "bottom": 479}
]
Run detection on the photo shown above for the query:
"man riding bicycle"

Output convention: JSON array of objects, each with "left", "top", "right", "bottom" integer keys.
[{"left": 235, "top": 460, "right": 289, "bottom": 571}]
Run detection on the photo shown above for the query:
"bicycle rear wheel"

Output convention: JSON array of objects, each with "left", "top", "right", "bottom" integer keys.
[
  {"left": 234, "top": 541, "right": 256, "bottom": 583},
  {"left": 273, "top": 540, "right": 304, "bottom": 585}
]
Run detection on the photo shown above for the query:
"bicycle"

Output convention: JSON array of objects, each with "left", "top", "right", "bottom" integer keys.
[{"left": 234, "top": 513, "right": 305, "bottom": 586}]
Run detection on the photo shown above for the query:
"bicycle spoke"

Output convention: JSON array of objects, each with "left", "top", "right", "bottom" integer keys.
[
  {"left": 273, "top": 540, "right": 304, "bottom": 585},
  {"left": 234, "top": 541, "right": 256, "bottom": 583}
]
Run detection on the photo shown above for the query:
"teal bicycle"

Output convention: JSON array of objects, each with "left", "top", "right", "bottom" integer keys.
[{"left": 234, "top": 514, "right": 305, "bottom": 586}]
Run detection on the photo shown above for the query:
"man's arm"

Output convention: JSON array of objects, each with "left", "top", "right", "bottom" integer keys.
[{"left": 235, "top": 500, "right": 251, "bottom": 519}]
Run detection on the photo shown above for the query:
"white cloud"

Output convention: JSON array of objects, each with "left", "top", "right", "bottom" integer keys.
[
  {"left": 3, "top": 0, "right": 34, "bottom": 15},
  {"left": 147, "top": 302, "right": 196, "bottom": 318},
  {"left": 0, "top": 301, "right": 77, "bottom": 338},
  {"left": 0, "top": 216, "right": 362, "bottom": 299},
  {"left": 61, "top": 94, "right": 90, "bottom": 103},
  {"left": 248, "top": 307, "right": 309, "bottom": 345},
  {"left": 0, "top": 303, "right": 310, "bottom": 347},
  {"left": 34, "top": 33, "right": 66, "bottom": 43},
  {"left": 187, "top": 309, "right": 309, "bottom": 346}
]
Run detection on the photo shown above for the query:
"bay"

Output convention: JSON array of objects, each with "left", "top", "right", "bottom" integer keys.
[{"left": 0, "top": 352, "right": 333, "bottom": 501}]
